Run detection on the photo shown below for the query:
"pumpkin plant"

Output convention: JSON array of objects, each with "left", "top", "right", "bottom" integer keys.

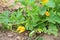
[{"left": 0, "top": 0, "right": 60, "bottom": 37}]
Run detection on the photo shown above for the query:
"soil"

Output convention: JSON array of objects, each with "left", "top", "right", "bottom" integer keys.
[
  {"left": 0, "top": 31, "right": 30, "bottom": 40},
  {"left": 0, "top": 31, "right": 60, "bottom": 40}
]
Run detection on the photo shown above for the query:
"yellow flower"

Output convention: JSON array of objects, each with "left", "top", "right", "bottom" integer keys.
[
  {"left": 17, "top": 26, "right": 25, "bottom": 33},
  {"left": 42, "top": 0, "right": 49, "bottom": 5},
  {"left": 45, "top": 11, "right": 50, "bottom": 16}
]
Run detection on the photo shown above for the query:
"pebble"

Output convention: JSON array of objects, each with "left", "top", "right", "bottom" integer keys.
[{"left": 7, "top": 33, "right": 13, "bottom": 38}]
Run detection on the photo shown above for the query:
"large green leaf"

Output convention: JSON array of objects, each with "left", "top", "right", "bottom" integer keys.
[
  {"left": 54, "top": 15, "right": 60, "bottom": 23},
  {"left": 47, "top": 23, "right": 58, "bottom": 36},
  {"left": 0, "top": 11, "right": 10, "bottom": 24},
  {"left": 25, "top": 19, "right": 34, "bottom": 30},
  {"left": 10, "top": 10, "right": 25, "bottom": 24},
  {"left": 46, "top": 11, "right": 55, "bottom": 23},
  {"left": 46, "top": 1, "right": 55, "bottom": 8},
  {"left": 39, "top": 7, "right": 46, "bottom": 15}
]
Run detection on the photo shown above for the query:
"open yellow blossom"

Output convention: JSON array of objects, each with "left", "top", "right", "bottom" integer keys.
[
  {"left": 42, "top": 0, "right": 49, "bottom": 5},
  {"left": 45, "top": 11, "right": 50, "bottom": 16},
  {"left": 17, "top": 26, "right": 25, "bottom": 33}
]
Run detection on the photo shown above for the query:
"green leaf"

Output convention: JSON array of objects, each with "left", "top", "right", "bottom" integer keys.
[
  {"left": 47, "top": 23, "right": 58, "bottom": 36},
  {"left": 46, "top": 1, "right": 55, "bottom": 8},
  {"left": 40, "top": 7, "right": 46, "bottom": 15},
  {"left": 0, "top": 11, "right": 10, "bottom": 24},
  {"left": 46, "top": 11, "right": 55, "bottom": 23},
  {"left": 43, "top": 27, "right": 47, "bottom": 33},
  {"left": 10, "top": 10, "right": 25, "bottom": 24},
  {"left": 25, "top": 19, "right": 34, "bottom": 30},
  {"left": 57, "top": 12, "right": 60, "bottom": 16},
  {"left": 20, "top": 0, "right": 35, "bottom": 5},
  {"left": 2, "top": 11, "right": 10, "bottom": 17},
  {"left": 54, "top": 15, "right": 60, "bottom": 23}
]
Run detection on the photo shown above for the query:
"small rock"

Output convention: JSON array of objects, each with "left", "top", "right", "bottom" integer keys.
[
  {"left": 16, "top": 36, "right": 20, "bottom": 40},
  {"left": 8, "top": 33, "right": 13, "bottom": 38},
  {"left": 25, "top": 33, "right": 28, "bottom": 36}
]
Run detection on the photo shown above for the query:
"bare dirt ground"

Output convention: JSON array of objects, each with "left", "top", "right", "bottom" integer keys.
[
  {"left": 42, "top": 32, "right": 60, "bottom": 40},
  {"left": 0, "top": 31, "right": 30, "bottom": 40},
  {"left": 0, "top": 31, "right": 60, "bottom": 40}
]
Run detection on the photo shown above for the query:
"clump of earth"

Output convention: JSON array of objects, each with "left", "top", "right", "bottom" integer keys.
[{"left": 0, "top": 0, "right": 24, "bottom": 13}]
